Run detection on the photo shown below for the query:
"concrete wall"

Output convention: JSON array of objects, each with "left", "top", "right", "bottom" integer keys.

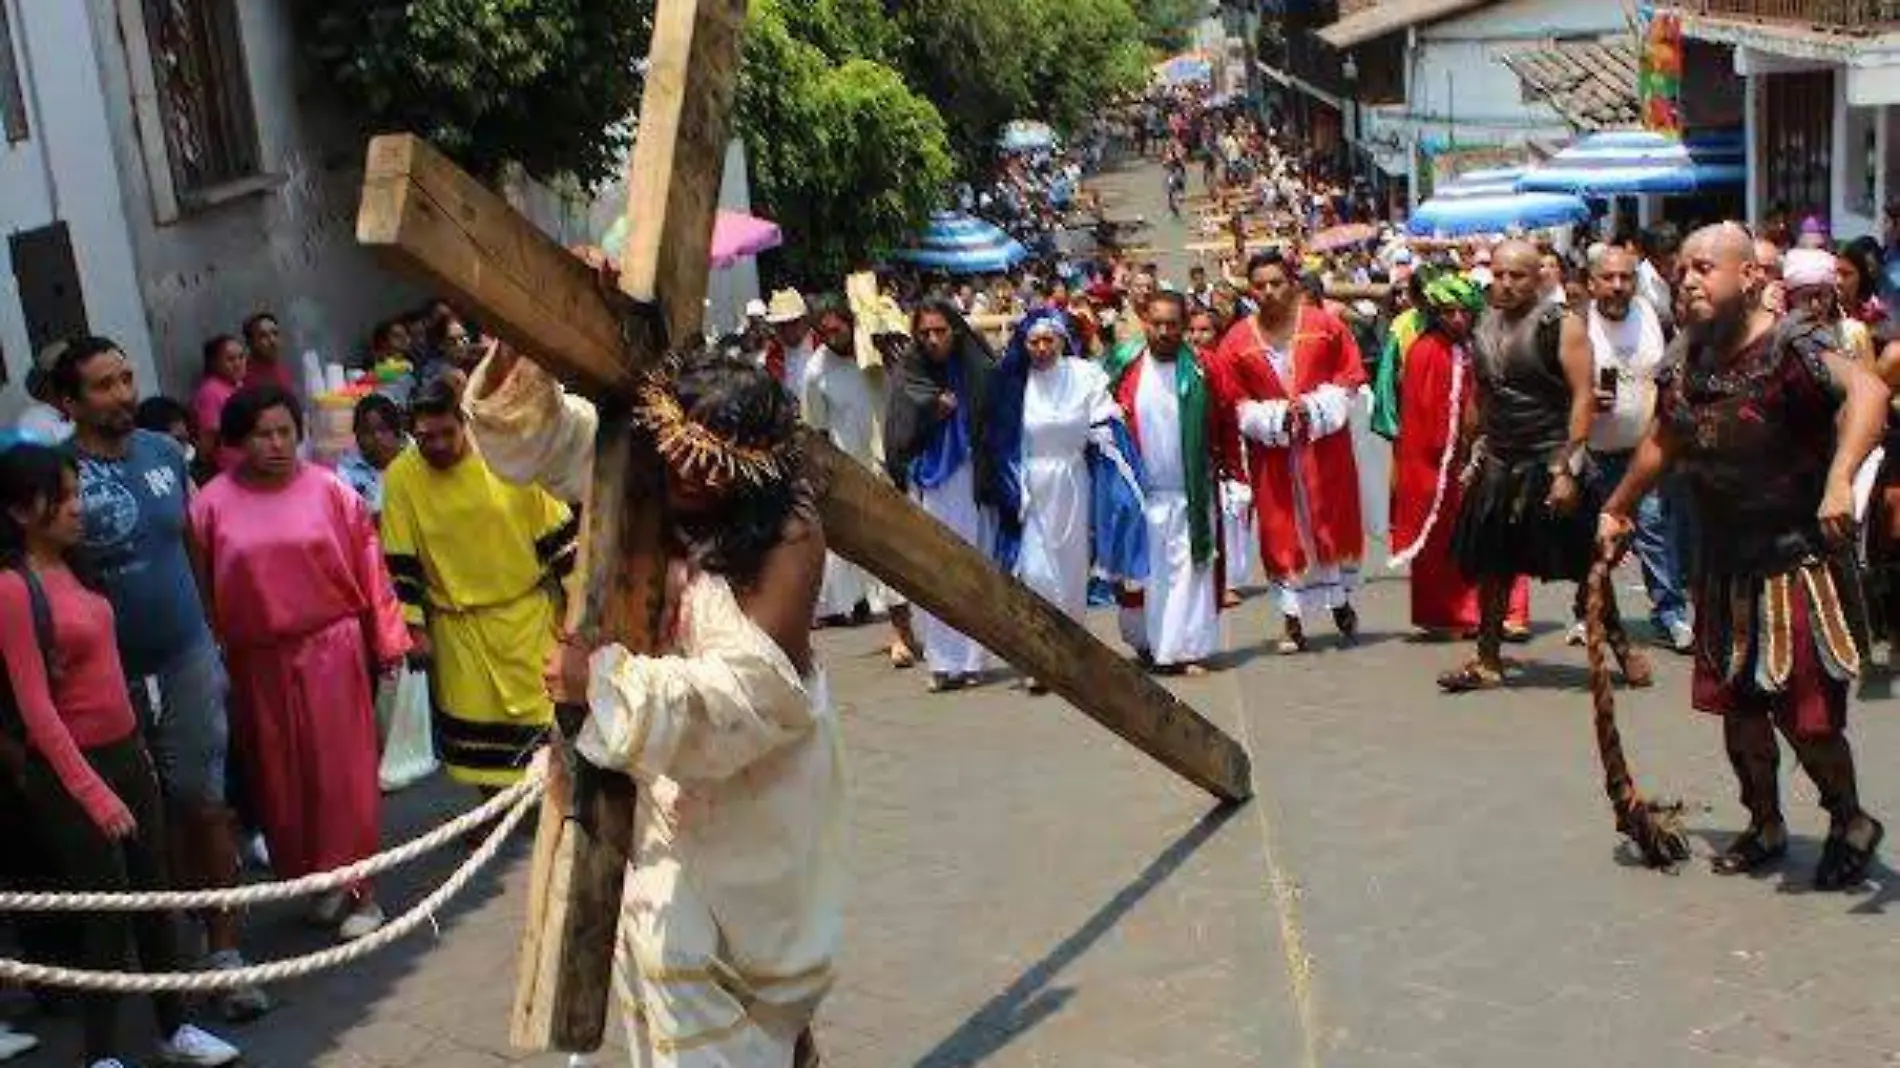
[
  {"left": 1411, "top": 0, "right": 1624, "bottom": 147},
  {"left": 86, "top": 0, "right": 421, "bottom": 402},
  {"left": 0, "top": 0, "right": 153, "bottom": 421}
]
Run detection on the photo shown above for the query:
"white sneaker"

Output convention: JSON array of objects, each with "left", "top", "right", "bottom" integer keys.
[
  {"left": 1666, "top": 618, "right": 1695, "bottom": 653},
  {"left": 157, "top": 1023, "right": 241, "bottom": 1066},
  {"left": 245, "top": 832, "right": 271, "bottom": 871},
  {"left": 0, "top": 1024, "right": 38, "bottom": 1062},
  {"left": 86, "top": 1060, "right": 127, "bottom": 1068},
  {"left": 1565, "top": 620, "right": 1587, "bottom": 647},
  {"left": 308, "top": 888, "right": 349, "bottom": 926},
  {"left": 338, "top": 900, "right": 387, "bottom": 942}
]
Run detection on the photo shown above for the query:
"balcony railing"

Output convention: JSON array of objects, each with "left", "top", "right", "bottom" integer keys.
[{"left": 1664, "top": 0, "right": 1900, "bottom": 31}]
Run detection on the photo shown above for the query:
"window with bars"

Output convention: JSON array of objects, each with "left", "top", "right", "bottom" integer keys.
[{"left": 141, "top": 0, "right": 260, "bottom": 197}]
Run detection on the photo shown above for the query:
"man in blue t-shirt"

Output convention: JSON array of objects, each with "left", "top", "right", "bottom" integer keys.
[{"left": 55, "top": 336, "right": 273, "bottom": 1021}]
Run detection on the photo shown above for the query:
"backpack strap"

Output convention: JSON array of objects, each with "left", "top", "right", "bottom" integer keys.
[{"left": 0, "top": 566, "right": 57, "bottom": 743}]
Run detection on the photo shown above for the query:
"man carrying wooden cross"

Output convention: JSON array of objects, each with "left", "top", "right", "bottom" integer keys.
[{"left": 467, "top": 339, "right": 840, "bottom": 1067}]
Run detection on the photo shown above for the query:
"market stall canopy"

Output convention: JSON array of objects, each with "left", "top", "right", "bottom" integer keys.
[
  {"left": 999, "top": 120, "right": 1057, "bottom": 153},
  {"left": 1408, "top": 167, "right": 1590, "bottom": 238},
  {"left": 600, "top": 209, "right": 783, "bottom": 270},
  {"left": 889, "top": 212, "right": 1031, "bottom": 275},
  {"left": 1155, "top": 53, "right": 1213, "bottom": 86},
  {"left": 1514, "top": 129, "right": 1745, "bottom": 197}
]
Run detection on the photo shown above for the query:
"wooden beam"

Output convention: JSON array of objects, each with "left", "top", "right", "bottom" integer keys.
[
  {"left": 617, "top": 0, "right": 748, "bottom": 344},
  {"left": 810, "top": 439, "right": 1254, "bottom": 803},
  {"left": 357, "top": 134, "right": 631, "bottom": 396}
]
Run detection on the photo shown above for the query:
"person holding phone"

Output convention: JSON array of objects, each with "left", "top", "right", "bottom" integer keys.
[{"left": 1572, "top": 245, "right": 1690, "bottom": 652}]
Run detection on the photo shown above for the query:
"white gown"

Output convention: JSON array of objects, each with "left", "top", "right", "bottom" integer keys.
[
  {"left": 1018, "top": 358, "right": 1120, "bottom": 620},
  {"left": 802, "top": 345, "right": 885, "bottom": 618},
  {"left": 1125, "top": 352, "right": 1219, "bottom": 666},
  {"left": 462, "top": 355, "right": 846, "bottom": 1067},
  {"left": 915, "top": 464, "right": 994, "bottom": 678}
]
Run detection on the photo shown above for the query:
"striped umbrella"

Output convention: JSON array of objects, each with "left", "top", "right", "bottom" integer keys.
[
  {"left": 888, "top": 212, "right": 1031, "bottom": 275},
  {"left": 1515, "top": 129, "right": 1745, "bottom": 197},
  {"left": 1408, "top": 168, "right": 1591, "bottom": 237},
  {"left": 999, "top": 120, "right": 1057, "bottom": 153}
]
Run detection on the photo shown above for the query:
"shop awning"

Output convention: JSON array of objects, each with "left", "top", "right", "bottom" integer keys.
[
  {"left": 1408, "top": 167, "right": 1591, "bottom": 237},
  {"left": 888, "top": 212, "right": 1030, "bottom": 275},
  {"left": 1514, "top": 129, "right": 1745, "bottom": 196}
]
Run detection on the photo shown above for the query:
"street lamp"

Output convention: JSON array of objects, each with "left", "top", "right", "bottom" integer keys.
[{"left": 1340, "top": 52, "right": 1360, "bottom": 184}]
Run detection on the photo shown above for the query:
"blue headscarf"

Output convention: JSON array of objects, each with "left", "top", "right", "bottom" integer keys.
[{"left": 989, "top": 309, "right": 1077, "bottom": 568}]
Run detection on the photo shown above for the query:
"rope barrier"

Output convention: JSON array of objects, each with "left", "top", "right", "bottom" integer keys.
[
  {"left": 0, "top": 763, "right": 546, "bottom": 913},
  {"left": 0, "top": 769, "right": 543, "bottom": 993}
]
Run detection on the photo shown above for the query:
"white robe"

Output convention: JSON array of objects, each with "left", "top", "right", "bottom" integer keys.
[
  {"left": 914, "top": 460, "right": 994, "bottom": 677},
  {"left": 802, "top": 345, "right": 892, "bottom": 617},
  {"left": 462, "top": 354, "right": 846, "bottom": 1068},
  {"left": 1018, "top": 358, "right": 1120, "bottom": 620},
  {"left": 1121, "top": 353, "right": 1219, "bottom": 667}
]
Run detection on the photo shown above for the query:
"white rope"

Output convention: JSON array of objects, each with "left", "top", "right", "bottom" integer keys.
[
  {"left": 0, "top": 764, "right": 545, "bottom": 913},
  {"left": 0, "top": 770, "right": 542, "bottom": 992}
]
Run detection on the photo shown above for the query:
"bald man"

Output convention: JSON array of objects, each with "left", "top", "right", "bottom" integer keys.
[
  {"left": 1599, "top": 222, "right": 1890, "bottom": 889},
  {"left": 1439, "top": 241, "right": 1646, "bottom": 692}
]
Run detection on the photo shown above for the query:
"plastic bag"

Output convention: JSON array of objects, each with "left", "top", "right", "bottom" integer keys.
[{"left": 375, "top": 667, "right": 437, "bottom": 792}]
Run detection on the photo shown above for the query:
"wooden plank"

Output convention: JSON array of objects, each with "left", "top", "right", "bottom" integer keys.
[
  {"left": 357, "top": 134, "right": 630, "bottom": 396},
  {"left": 617, "top": 0, "right": 748, "bottom": 342},
  {"left": 514, "top": 0, "right": 748, "bottom": 1052},
  {"left": 809, "top": 437, "right": 1255, "bottom": 803}
]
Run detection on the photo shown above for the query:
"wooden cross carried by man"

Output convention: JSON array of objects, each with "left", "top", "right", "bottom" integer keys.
[{"left": 355, "top": 0, "right": 1252, "bottom": 1053}]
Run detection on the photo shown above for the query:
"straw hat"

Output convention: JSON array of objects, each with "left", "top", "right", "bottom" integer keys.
[{"left": 765, "top": 289, "right": 808, "bottom": 324}]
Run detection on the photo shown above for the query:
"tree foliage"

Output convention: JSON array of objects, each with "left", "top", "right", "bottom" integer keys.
[
  {"left": 304, "top": 0, "right": 651, "bottom": 186},
  {"left": 737, "top": 0, "right": 952, "bottom": 287},
  {"left": 1130, "top": 0, "right": 1207, "bottom": 53}
]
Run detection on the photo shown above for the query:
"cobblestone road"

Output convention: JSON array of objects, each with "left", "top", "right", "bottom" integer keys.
[{"left": 15, "top": 157, "right": 1900, "bottom": 1068}]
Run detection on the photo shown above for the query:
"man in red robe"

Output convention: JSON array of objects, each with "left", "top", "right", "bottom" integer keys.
[
  {"left": 1216, "top": 249, "right": 1365, "bottom": 653},
  {"left": 1387, "top": 272, "right": 1532, "bottom": 639}
]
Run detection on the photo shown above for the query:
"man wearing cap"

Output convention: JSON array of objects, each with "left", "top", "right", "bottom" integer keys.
[
  {"left": 763, "top": 289, "right": 815, "bottom": 404},
  {"left": 14, "top": 340, "right": 73, "bottom": 444}
]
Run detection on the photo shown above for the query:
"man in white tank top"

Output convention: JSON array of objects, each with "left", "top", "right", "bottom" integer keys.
[{"left": 1575, "top": 245, "right": 1692, "bottom": 651}]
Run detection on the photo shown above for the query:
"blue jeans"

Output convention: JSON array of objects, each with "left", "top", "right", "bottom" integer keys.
[{"left": 1585, "top": 449, "right": 1690, "bottom": 630}]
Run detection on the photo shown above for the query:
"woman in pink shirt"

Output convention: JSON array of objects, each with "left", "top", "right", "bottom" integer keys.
[
  {"left": 191, "top": 333, "right": 248, "bottom": 474},
  {"left": 0, "top": 444, "right": 240, "bottom": 1067}
]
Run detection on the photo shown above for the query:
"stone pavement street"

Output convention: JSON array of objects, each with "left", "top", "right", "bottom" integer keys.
[{"left": 15, "top": 158, "right": 1900, "bottom": 1067}]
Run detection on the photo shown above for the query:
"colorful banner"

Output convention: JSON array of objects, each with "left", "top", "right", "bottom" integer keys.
[{"left": 1640, "top": 9, "right": 1685, "bottom": 138}]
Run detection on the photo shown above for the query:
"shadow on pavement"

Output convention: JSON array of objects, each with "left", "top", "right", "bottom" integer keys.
[{"left": 909, "top": 802, "right": 1242, "bottom": 1068}]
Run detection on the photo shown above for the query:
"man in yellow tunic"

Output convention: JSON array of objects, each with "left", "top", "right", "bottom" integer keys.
[{"left": 380, "top": 378, "right": 577, "bottom": 788}]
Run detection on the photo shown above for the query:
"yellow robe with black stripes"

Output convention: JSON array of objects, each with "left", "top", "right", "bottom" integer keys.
[{"left": 380, "top": 444, "right": 577, "bottom": 786}]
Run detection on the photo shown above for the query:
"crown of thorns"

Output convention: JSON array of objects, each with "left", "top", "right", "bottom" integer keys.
[{"left": 633, "top": 362, "right": 800, "bottom": 489}]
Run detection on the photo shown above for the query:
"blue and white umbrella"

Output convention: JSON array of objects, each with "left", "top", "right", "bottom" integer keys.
[
  {"left": 1408, "top": 167, "right": 1590, "bottom": 237},
  {"left": 889, "top": 212, "right": 1031, "bottom": 275},
  {"left": 999, "top": 120, "right": 1057, "bottom": 153},
  {"left": 1514, "top": 129, "right": 1746, "bottom": 197},
  {"left": 1155, "top": 54, "right": 1213, "bottom": 87}
]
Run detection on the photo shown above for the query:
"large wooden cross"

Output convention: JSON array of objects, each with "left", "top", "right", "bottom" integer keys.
[{"left": 355, "top": 0, "right": 1252, "bottom": 1053}]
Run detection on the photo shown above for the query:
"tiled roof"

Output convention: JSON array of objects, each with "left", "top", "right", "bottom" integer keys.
[{"left": 1501, "top": 38, "right": 1642, "bottom": 132}]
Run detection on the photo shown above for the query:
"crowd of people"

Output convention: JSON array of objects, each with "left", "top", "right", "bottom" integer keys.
[{"left": 9, "top": 78, "right": 1900, "bottom": 1066}]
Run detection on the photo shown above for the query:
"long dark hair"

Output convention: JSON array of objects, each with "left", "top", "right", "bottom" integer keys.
[
  {"left": 666, "top": 353, "right": 810, "bottom": 590},
  {"left": 0, "top": 445, "right": 76, "bottom": 571},
  {"left": 1839, "top": 236, "right": 1883, "bottom": 309}
]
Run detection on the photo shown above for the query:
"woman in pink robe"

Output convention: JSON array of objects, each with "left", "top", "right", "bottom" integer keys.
[
  {"left": 191, "top": 334, "right": 249, "bottom": 474},
  {"left": 190, "top": 385, "right": 409, "bottom": 942}
]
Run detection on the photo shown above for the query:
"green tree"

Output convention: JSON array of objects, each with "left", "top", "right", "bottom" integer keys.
[
  {"left": 1024, "top": 0, "right": 1151, "bottom": 134},
  {"left": 305, "top": 0, "right": 652, "bottom": 186},
  {"left": 1131, "top": 0, "right": 1207, "bottom": 52},
  {"left": 891, "top": 0, "right": 1039, "bottom": 174},
  {"left": 738, "top": 1, "right": 953, "bottom": 286}
]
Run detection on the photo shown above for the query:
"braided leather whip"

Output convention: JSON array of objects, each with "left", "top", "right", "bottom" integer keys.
[{"left": 1584, "top": 557, "right": 1691, "bottom": 869}]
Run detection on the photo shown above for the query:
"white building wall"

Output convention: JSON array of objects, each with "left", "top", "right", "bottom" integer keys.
[
  {"left": 85, "top": 0, "right": 421, "bottom": 402},
  {"left": 0, "top": 0, "right": 153, "bottom": 421}
]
